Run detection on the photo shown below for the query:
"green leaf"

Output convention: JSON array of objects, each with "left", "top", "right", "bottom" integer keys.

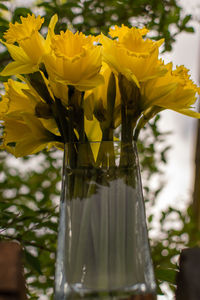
[
  {"left": 0, "top": 3, "right": 8, "bottom": 10},
  {"left": 182, "top": 15, "right": 192, "bottom": 27},
  {"left": 24, "top": 250, "right": 42, "bottom": 275},
  {"left": 12, "top": 7, "right": 32, "bottom": 23},
  {"left": 156, "top": 284, "right": 165, "bottom": 295},
  {"left": 184, "top": 26, "right": 195, "bottom": 33},
  {"left": 62, "top": 2, "right": 82, "bottom": 8},
  {"left": 148, "top": 214, "right": 154, "bottom": 223},
  {"left": 37, "top": 2, "right": 54, "bottom": 9},
  {"left": 156, "top": 267, "right": 178, "bottom": 284}
]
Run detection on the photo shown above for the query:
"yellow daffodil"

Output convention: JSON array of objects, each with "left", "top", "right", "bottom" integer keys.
[
  {"left": 0, "top": 78, "right": 61, "bottom": 156},
  {"left": 140, "top": 63, "right": 200, "bottom": 118},
  {"left": 0, "top": 79, "right": 37, "bottom": 116},
  {"left": 109, "top": 25, "right": 159, "bottom": 57},
  {"left": 1, "top": 15, "right": 200, "bottom": 153},
  {"left": 0, "top": 78, "right": 57, "bottom": 130},
  {"left": 4, "top": 14, "right": 44, "bottom": 44},
  {"left": 101, "top": 25, "right": 165, "bottom": 88},
  {"left": 0, "top": 14, "right": 58, "bottom": 76},
  {"left": 43, "top": 30, "right": 104, "bottom": 91},
  {"left": 2, "top": 114, "right": 60, "bottom": 157}
]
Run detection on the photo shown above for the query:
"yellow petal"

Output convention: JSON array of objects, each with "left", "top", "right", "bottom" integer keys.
[
  {"left": 0, "top": 40, "right": 30, "bottom": 62},
  {"left": 4, "top": 14, "right": 44, "bottom": 44},
  {"left": 85, "top": 116, "right": 102, "bottom": 142},
  {"left": 0, "top": 79, "right": 35, "bottom": 115},
  {"left": 0, "top": 61, "right": 38, "bottom": 76},
  {"left": 14, "top": 138, "right": 52, "bottom": 157},
  {"left": 46, "top": 14, "right": 58, "bottom": 46},
  {"left": 84, "top": 116, "right": 102, "bottom": 161},
  {"left": 21, "top": 113, "right": 54, "bottom": 138},
  {"left": 109, "top": 24, "right": 149, "bottom": 40},
  {"left": 3, "top": 117, "right": 30, "bottom": 143},
  {"left": 2, "top": 114, "right": 56, "bottom": 157},
  {"left": 19, "top": 32, "right": 45, "bottom": 64},
  {"left": 174, "top": 108, "right": 200, "bottom": 118}
]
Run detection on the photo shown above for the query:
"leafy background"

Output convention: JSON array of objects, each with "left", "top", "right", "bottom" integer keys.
[{"left": 0, "top": 0, "right": 199, "bottom": 298}]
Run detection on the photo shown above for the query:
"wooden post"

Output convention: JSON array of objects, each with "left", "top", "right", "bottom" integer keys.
[
  {"left": 193, "top": 118, "right": 200, "bottom": 230},
  {"left": 0, "top": 241, "right": 26, "bottom": 300},
  {"left": 176, "top": 247, "right": 200, "bottom": 300}
]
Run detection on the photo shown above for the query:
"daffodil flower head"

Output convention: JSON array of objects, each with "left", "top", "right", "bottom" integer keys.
[
  {"left": 139, "top": 62, "right": 200, "bottom": 119},
  {"left": 102, "top": 25, "right": 165, "bottom": 88},
  {"left": 0, "top": 78, "right": 61, "bottom": 156},
  {"left": 109, "top": 24, "right": 149, "bottom": 40},
  {"left": 172, "top": 65, "right": 200, "bottom": 93},
  {"left": 43, "top": 29, "right": 104, "bottom": 91},
  {"left": 4, "top": 14, "right": 44, "bottom": 44},
  {"left": 51, "top": 31, "right": 95, "bottom": 61},
  {"left": 0, "top": 14, "right": 57, "bottom": 76},
  {"left": 2, "top": 114, "right": 59, "bottom": 157},
  {"left": 0, "top": 79, "right": 36, "bottom": 117},
  {"left": 4, "top": 14, "right": 45, "bottom": 64},
  {"left": 109, "top": 25, "right": 162, "bottom": 57}
]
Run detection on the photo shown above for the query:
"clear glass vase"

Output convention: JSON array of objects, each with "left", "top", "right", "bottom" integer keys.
[{"left": 54, "top": 141, "right": 156, "bottom": 300}]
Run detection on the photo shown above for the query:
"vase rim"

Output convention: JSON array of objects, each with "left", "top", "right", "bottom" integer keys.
[{"left": 63, "top": 140, "right": 136, "bottom": 144}]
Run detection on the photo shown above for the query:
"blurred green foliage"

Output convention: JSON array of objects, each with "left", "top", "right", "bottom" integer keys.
[
  {"left": 0, "top": 0, "right": 198, "bottom": 298},
  {"left": 0, "top": 150, "right": 61, "bottom": 298},
  {"left": 37, "top": 0, "right": 194, "bottom": 51}
]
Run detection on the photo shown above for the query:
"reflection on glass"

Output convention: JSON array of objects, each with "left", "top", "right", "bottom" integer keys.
[{"left": 54, "top": 142, "right": 156, "bottom": 299}]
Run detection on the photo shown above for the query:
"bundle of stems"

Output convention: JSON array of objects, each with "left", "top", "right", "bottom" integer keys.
[
  {"left": 28, "top": 70, "right": 153, "bottom": 295},
  {"left": 54, "top": 74, "right": 153, "bottom": 295}
]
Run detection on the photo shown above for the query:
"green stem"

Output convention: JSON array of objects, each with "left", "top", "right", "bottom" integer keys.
[
  {"left": 133, "top": 106, "right": 164, "bottom": 141},
  {"left": 121, "top": 104, "right": 129, "bottom": 143},
  {"left": 53, "top": 97, "right": 69, "bottom": 143},
  {"left": 66, "top": 87, "right": 78, "bottom": 169},
  {"left": 78, "top": 92, "right": 85, "bottom": 143}
]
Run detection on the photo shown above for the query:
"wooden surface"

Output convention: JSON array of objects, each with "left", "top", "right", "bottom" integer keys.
[
  {"left": 176, "top": 247, "right": 200, "bottom": 300},
  {"left": 193, "top": 118, "right": 200, "bottom": 229},
  {"left": 0, "top": 241, "right": 26, "bottom": 300}
]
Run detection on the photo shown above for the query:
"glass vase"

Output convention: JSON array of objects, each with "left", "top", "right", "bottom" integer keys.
[{"left": 54, "top": 141, "right": 156, "bottom": 299}]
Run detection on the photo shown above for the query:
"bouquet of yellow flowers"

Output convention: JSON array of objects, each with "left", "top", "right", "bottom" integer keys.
[{"left": 0, "top": 14, "right": 199, "bottom": 158}]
